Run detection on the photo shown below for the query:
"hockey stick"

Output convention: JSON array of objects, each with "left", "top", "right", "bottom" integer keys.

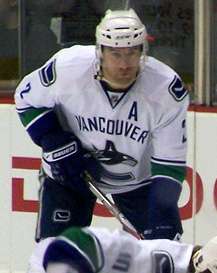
[{"left": 84, "top": 171, "right": 144, "bottom": 240}]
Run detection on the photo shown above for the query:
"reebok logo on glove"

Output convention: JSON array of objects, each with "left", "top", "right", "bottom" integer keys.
[{"left": 43, "top": 142, "right": 78, "bottom": 162}]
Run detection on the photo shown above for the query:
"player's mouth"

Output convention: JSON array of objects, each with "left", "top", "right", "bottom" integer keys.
[{"left": 119, "top": 69, "right": 135, "bottom": 78}]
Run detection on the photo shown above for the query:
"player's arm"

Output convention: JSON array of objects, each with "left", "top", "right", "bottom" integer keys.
[
  {"left": 151, "top": 75, "right": 189, "bottom": 184},
  {"left": 14, "top": 59, "right": 90, "bottom": 190},
  {"left": 145, "top": 76, "right": 189, "bottom": 240},
  {"left": 14, "top": 57, "right": 60, "bottom": 146},
  {"left": 147, "top": 102, "right": 188, "bottom": 239}
]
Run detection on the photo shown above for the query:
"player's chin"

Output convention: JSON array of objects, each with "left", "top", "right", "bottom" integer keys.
[
  {"left": 119, "top": 76, "right": 135, "bottom": 85},
  {"left": 121, "top": 71, "right": 137, "bottom": 80}
]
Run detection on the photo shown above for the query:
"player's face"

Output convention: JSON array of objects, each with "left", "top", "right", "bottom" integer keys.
[{"left": 101, "top": 46, "right": 141, "bottom": 89}]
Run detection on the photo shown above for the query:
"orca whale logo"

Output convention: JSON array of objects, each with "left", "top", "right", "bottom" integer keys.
[{"left": 93, "top": 140, "right": 137, "bottom": 167}]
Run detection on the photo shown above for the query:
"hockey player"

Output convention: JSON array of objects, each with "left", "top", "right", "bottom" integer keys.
[
  {"left": 14, "top": 9, "right": 189, "bottom": 241},
  {"left": 29, "top": 226, "right": 217, "bottom": 273}
]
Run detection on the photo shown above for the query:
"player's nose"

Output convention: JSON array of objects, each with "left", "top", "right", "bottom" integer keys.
[{"left": 118, "top": 56, "right": 131, "bottom": 69}]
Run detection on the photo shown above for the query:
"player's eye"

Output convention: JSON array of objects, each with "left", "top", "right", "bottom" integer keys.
[{"left": 111, "top": 52, "right": 121, "bottom": 58}]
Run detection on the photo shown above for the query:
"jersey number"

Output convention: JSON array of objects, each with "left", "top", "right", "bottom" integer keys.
[{"left": 20, "top": 82, "right": 31, "bottom": 99}]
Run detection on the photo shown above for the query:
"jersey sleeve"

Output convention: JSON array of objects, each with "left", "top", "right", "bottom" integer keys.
[
  {"left": 14, "top": 56, "right": 63, "bottom": 145},
  {"left": 151, "top": 77, "right": 189, "bottom": 183},
  {"left": 15, "top": 56, "right": 58, "bottom": 110}
]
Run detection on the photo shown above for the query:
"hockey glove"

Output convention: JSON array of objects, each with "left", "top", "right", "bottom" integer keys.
[
  {"left": 83, "top": 153, "right": 104, "bottom": 183},
  {"left": 193, "top": 236, "right": 217, "bottom": 273},
  {"left": 41, "top": 131, "right": 86, "bottom": 188},
  {"left": 144, "top": 177, "right": 183, "bottom": 240}
]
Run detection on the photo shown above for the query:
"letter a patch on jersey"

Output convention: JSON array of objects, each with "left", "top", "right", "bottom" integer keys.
[
  {"left": 168, "top": 76, "right": 188, "bottom": 101},
  {"left": 39, "top": 59, "right": 56, "bottom": 87}
]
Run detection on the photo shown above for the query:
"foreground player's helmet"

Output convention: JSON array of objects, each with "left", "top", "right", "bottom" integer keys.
[
  {"left": 95, "top": 9, "right": 148, "bottom": 73},
  {"left": 96, "top": 9, "right": 147, "bottom": 48}
]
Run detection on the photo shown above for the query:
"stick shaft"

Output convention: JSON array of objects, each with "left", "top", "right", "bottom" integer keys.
[{"left": 84, "top": 171, "right": 144, "bottom": 239}]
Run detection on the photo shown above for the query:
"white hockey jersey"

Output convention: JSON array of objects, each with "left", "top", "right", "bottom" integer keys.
[
  {"left": 28, "top": 227, "right": 193, "bottom": 273},
  {"left": 15, "top": 45, "right": 189, "bottom": 194}
]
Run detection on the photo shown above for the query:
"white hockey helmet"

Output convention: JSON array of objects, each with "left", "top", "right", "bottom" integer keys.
[
  {"left": 96, "top": 9, "right": 147, "bottom": 48},
  {"left": 95, "top": 9, "right": 148, "bottom": 76}
]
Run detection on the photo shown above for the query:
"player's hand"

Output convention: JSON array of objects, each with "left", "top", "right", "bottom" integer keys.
[
  {"left": 83, "top": 153, "right": 103, "bottom": 182},
  {"left": 41, "top": 131, "right": 85, "bottom": 186},
  {"left": 193, "top": 236, "right": 217, "bottom": 273}
]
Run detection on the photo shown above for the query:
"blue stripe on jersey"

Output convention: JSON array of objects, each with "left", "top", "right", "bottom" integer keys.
[
  {"left": 26, "top": 110, "right": 62, "bottom": 146},
  {"left": 18, "top": 108, "right": 52, "bottom": 127},
  {"left": 16, "top": 106, "right": 42, "bottom": 112},
  {"left": 151, "top": 157, "right": 186, "bottom": 166}
]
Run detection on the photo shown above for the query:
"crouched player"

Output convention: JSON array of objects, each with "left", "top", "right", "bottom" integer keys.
[{"left": 28, "top": 226, "right": 217, "bottom": 273}]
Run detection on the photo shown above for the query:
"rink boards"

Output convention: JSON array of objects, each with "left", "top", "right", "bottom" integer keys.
[{"left": 0, "top": 104, "right": 217, "bottom": 273}]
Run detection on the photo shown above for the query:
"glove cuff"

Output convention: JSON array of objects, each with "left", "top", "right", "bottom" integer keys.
[{"left": 43, "top": 141, "right": 78, "bottom": 162}]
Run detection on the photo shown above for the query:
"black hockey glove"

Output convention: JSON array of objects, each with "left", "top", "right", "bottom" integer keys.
[
  {"left": 144, "top": 177, "right": 183, "bottom": 240},
  {"left": 41, "top": 131, "right": 88, "bottom": 191},
  {"left": 83, "top": 153, "right": 104, "bottom": 183}
]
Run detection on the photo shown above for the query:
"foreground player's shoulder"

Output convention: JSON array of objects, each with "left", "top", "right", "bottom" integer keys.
[
  {"left": 87, "top": 227, "right": 137, "bottom": 256},
  {"left": 48, "top": 45, "right": 95, "bottom": 81},
  {"left": 55, "top": 45, "right": 95, "bottom": 68},
  {"left": 32, "top": 45, "right": 95, "bottom": 89},
  {"left": 89, "top": 227, "right": 141, "bottom": 256},
  {"left": 143, "top": 56, "right": 189, "bottom": 105},
  {"left": 15, "top": 45, "right": 96, "bottom": 107}
]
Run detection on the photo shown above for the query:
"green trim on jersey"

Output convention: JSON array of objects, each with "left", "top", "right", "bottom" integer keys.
[
  {"left": 19, "top": 108, "right": 51, "bottom": 127},
  {"left": 151, "top": 162, "right": 186, "bottom": 183},
  {"left": 61, "top": 227, "right": 104, "bottom": 272}
]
